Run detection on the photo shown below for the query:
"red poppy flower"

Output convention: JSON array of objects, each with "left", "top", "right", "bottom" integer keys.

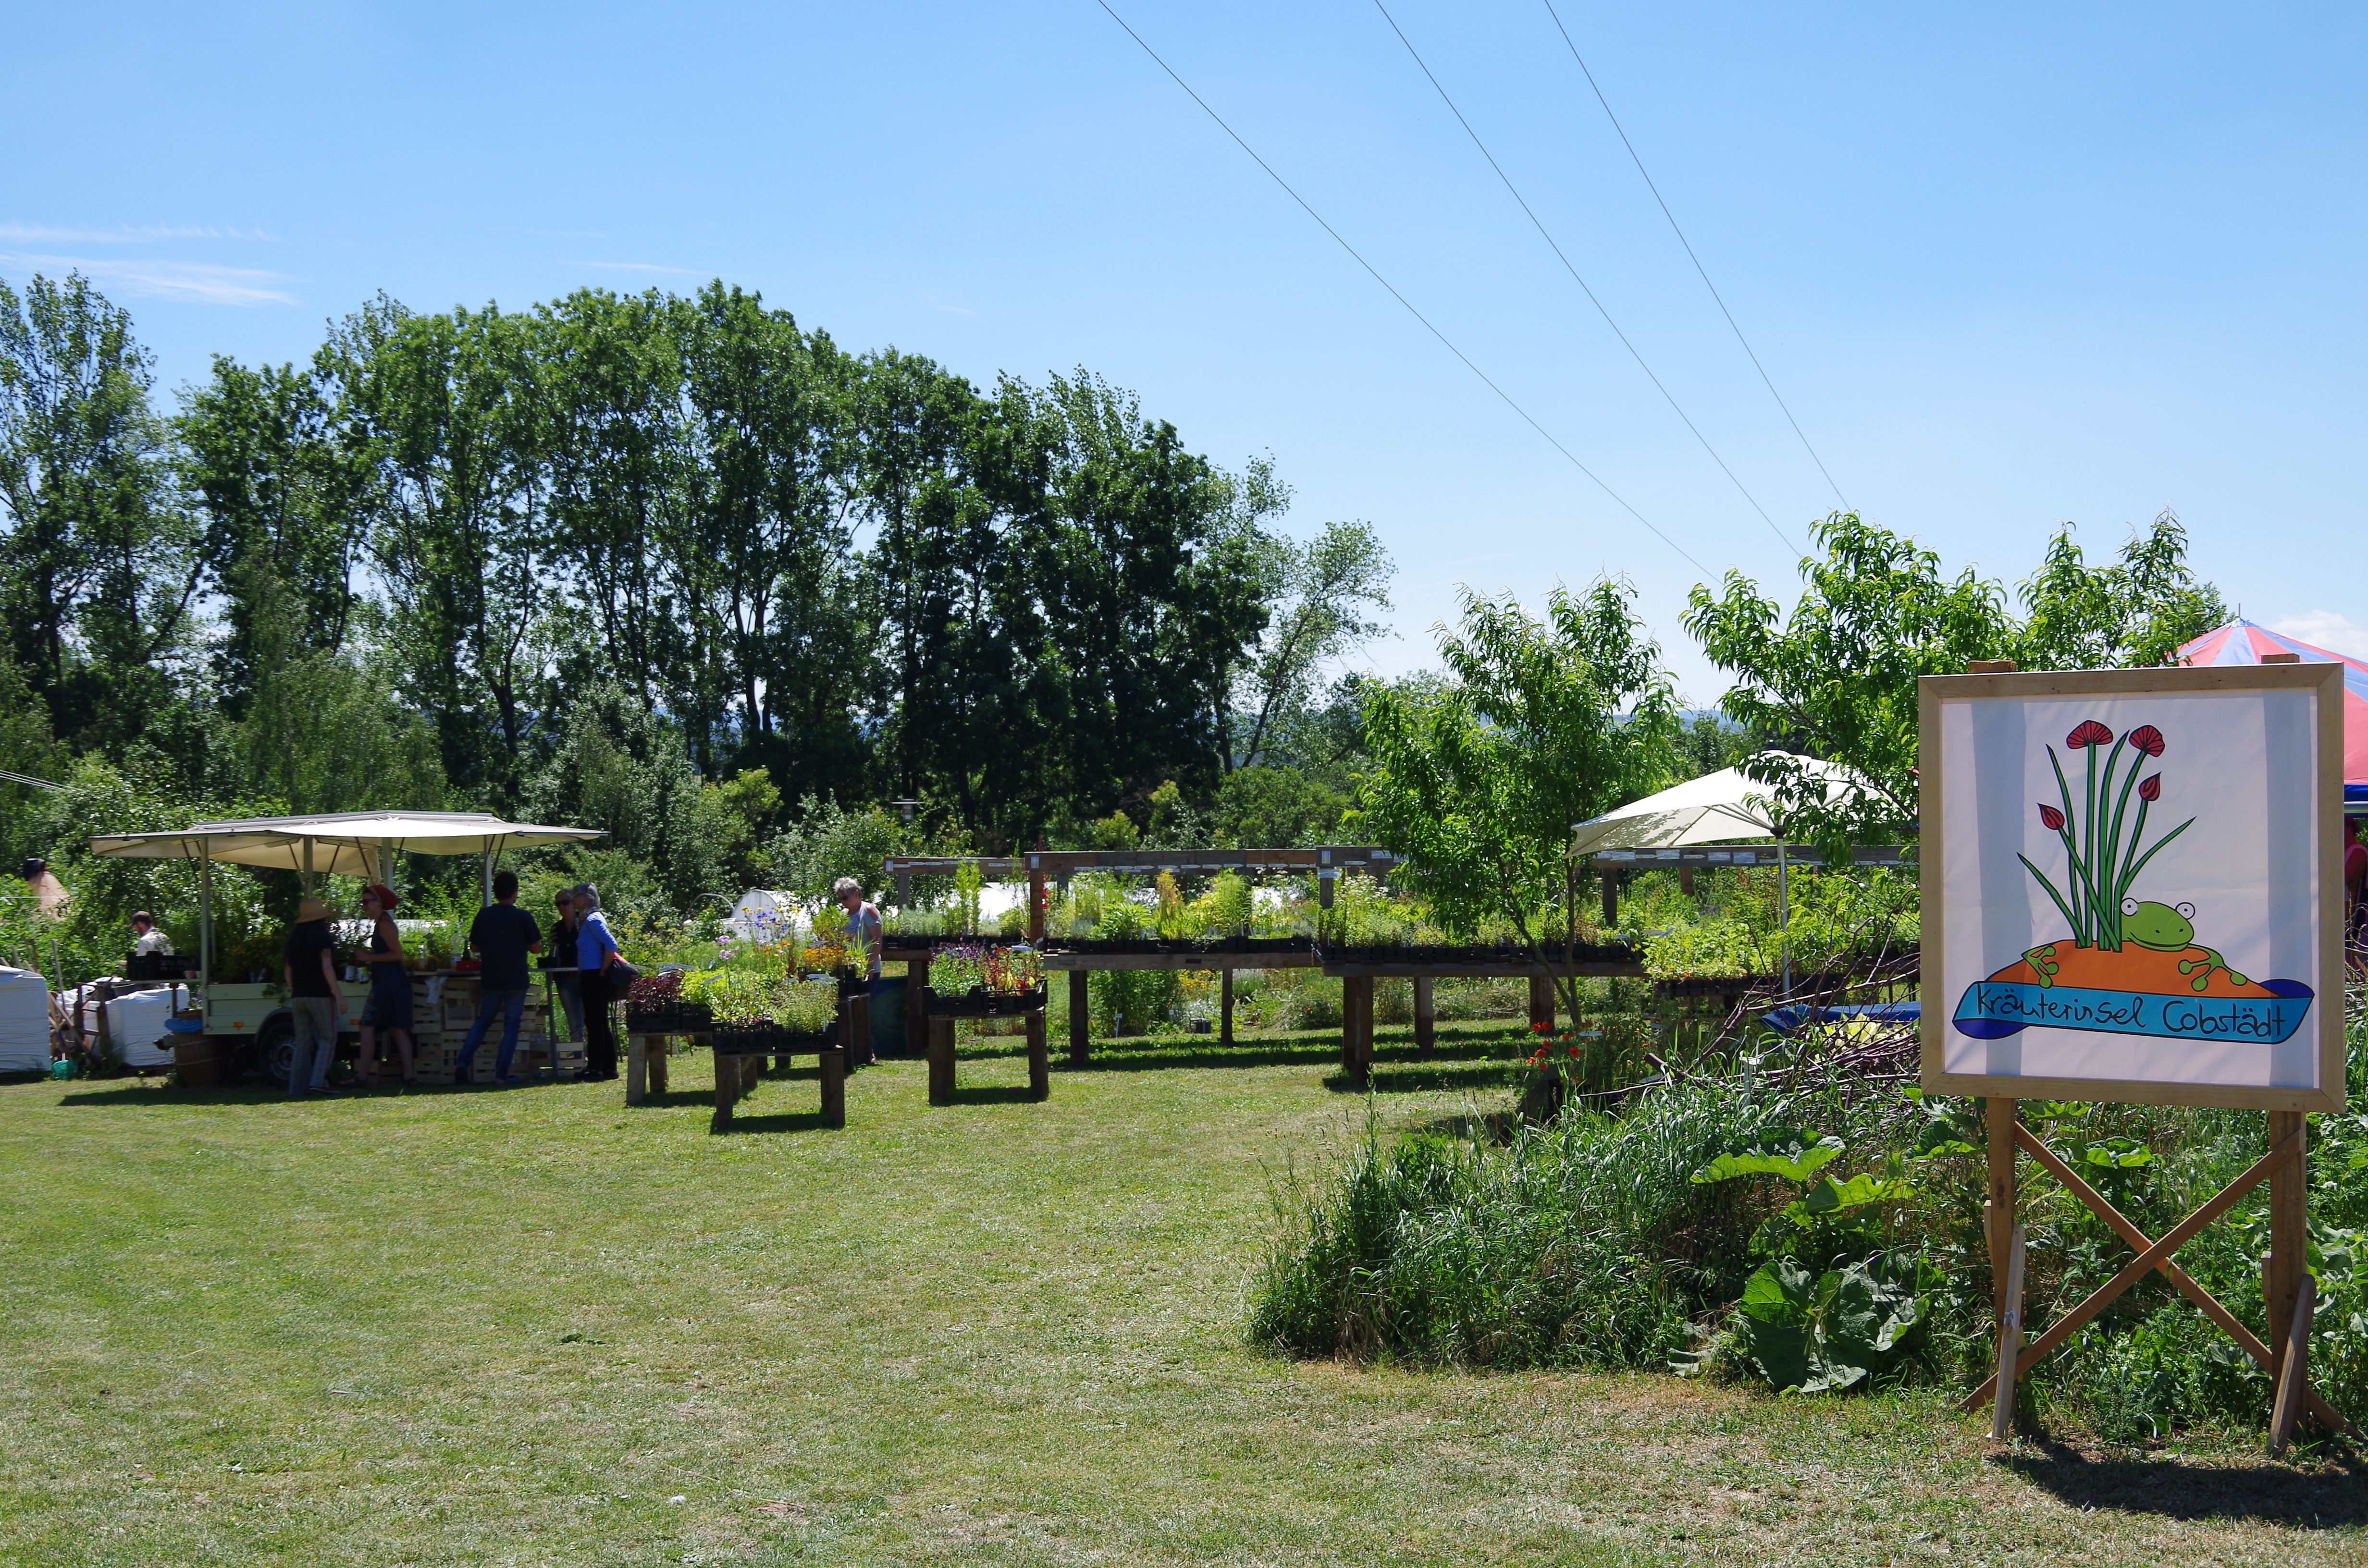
[
  {"left": 1531, "top": 1020, "right": 1550, "bottom": 1034},
  {"left": 2038, "top": 803, "right": 2065, "bottom": 831},
  {"left": 2138, "top": 774, "right": 2161, "bottom": 802},
  {"left": 2066, "top": 721, "right": 2115, "bottom": 749},
  {"left": 2125, "top": 724, "right": 2165, "bottom": 758},
  {"left": 1565, "top": 1045, "right": 1580, "bottom": 1059}
]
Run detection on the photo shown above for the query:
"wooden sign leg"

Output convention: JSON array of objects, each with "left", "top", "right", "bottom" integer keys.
[
  {"left": 1991, "top": 1224, "right": 2027, "bottom": 1440},
  {"left": 1986, "top": 1098, "right": 2018, "bottom": 1337},
  {"left": 2270, "top": 1273, "right": 2317, "bottom": 1457},
  {"left": 1413, "top": 977, "right": 1435, "bottom": 1058},
  {"left": 928, "top": 1017, "right": 956, "bottom": 1104},
  {"left": 1527, "top": 973, "right": 1554, "bottom": 1033},
  {"left": 1068, "top": 970, "right": 1091, "bottom": 1066},
  {"left": 1026, "top": 1011, "right": 1049, "bottom": 1101},
  {"left": 626, "top": 1034, "right": 647, "bottom": 1105},
  {"left": 819, "top": 1048, "right": 846, "bottom": 1129},
  {"left": 2267, "top": 1110, "right": 2307, "bottom": 1390}
]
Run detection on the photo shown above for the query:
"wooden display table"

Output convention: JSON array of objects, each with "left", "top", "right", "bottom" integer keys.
[
  {"left": 1318, "top": 954, "right": 1647, "bottom": 1083},
  {"left": 1040, "top": 945, "right": 1317, "bottom": 1061},
  {"left": 922, "top": 999, "right": 1048, "bottom": 1104},
  {"left": 625, "top": 1028, "right": 847, "bottom": 1129}
]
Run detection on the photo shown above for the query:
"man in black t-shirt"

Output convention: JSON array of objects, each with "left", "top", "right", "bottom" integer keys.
[
  {"left": 282, "top": 897, "right": 345, "bottom": 1096},
  {"left": 456, "top": 870, "right": 545, "bottom": 1084}
]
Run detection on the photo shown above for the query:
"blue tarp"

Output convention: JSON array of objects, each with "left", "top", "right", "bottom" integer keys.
[{"left": 1763, "top": 1001, "right": 1922, "bottom": 1035}]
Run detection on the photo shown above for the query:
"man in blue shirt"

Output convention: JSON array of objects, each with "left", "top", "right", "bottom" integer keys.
[{"left": 456, "top": 870, "right": 544, "bottom": 1085}]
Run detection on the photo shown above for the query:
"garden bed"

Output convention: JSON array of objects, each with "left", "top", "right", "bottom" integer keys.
[{"left": 922, "top": 986, "right": 1047, "bottom": 1017}]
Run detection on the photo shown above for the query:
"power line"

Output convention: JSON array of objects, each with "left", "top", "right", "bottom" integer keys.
[
  {"left": 1539, "top": 0, "right": 1851, "bottom": 513},
  {"left": 1092, "top": 0, "right": 1713, "bottom": 579},
  {"left": 1371, "top": 0, "right": 1796, "bottom": 558}
]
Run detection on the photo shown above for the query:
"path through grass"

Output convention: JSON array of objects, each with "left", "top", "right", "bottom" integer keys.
[{"left": 1, "top": 1024, "right": 2361, "bottom": 1564}]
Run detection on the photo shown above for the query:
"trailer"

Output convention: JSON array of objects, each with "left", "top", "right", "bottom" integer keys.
[{"left": 89, "top": 811, "right": 603, "bottom": 1084}]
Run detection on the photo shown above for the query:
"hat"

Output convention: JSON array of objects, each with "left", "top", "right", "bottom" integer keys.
[
  {"left": 361, "top": 883, "right": 400, "bottom": 911},
  {"left": 296, "top": 897, "right": 331, "bottom": 923}
]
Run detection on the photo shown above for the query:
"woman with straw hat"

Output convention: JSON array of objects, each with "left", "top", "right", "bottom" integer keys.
[{"left": 354, "top": 883, "right": 417, "bottom": 1087}]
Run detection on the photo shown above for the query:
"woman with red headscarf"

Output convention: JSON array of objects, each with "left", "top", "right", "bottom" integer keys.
[{"left": 354, "top": 883, "right": 417, "bottom": 1087}]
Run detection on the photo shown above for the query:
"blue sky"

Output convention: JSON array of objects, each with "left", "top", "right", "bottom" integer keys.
[{"left": 10, "top": 1, "right": 2362, "bottom": 702}]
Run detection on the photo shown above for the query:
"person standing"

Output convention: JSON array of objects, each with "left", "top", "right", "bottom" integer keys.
[
  {"left": 355, "top": 884, "right": 417, "bottom": 1087},
  {"left": 834, "top": 877, "right": 883, "bottom": 1066},
  {"left": 543, "top": 889, "right": 584, "bottom": 1045},
  {"left": 20, "top": 858, "right": 66, "bottom": 918},
  {"left": 282, "top": 897, "right": 345, "bottom": 1097},
  {"left": 572, "top": 883, "right": 624, "bottom": 1080},
  {"left": 456, "top": 870, "right": 544, "bottom": 1085},
  {"left": 130, "top": 911, "right": 173, "bottom": 956}
]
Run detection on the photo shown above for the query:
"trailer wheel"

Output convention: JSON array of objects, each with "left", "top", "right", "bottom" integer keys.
[{"left": 256, "top": 1015, "right": 295, "bottom": 1087}]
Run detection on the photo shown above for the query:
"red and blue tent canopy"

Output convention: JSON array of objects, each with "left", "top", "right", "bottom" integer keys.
[{"left": 2176, "top": 619, "right": 2368, "bottom": 810}]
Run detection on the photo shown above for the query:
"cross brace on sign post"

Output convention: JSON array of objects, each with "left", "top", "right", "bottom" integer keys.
[{"left": 1959, "top": 1105, "right": 2342, "bottom": 1446}]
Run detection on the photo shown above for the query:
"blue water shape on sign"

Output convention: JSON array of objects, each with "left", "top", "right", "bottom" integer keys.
[{"left": 1952, "top": 978, "right": 2313, "bottom": 1042}]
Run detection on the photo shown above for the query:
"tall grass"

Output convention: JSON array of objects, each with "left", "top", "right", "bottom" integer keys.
[{"left": 1248, "top": 1081, "right": 1902, "bottom": 1368}]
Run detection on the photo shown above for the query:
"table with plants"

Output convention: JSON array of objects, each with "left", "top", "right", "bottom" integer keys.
[
  {"left": 622, "top": 930, "right": 859, "bottom": 1128},
  {"left": 913, "top": 942, "right": 1047, "bottom": 1103}
]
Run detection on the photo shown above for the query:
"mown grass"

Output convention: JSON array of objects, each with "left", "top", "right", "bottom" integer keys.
[{"left": 0, "top": 1022, "right": 2361, "bottom": 1565}]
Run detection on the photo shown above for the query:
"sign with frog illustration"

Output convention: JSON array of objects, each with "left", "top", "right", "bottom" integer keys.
[{"left": 1921, "top": 663, "right": 2345, "bottom": 1112}]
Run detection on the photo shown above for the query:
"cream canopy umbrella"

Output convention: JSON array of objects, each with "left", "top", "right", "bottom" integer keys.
[
  {"left": 1568, "top": 754, "right": 1864, "bottom": 856},
  {"left": 1571, "top": 754, "right": 1867, "bottom": 999},
  {"left": 90, "top": 811, "right": 605, "bottom": 981}
]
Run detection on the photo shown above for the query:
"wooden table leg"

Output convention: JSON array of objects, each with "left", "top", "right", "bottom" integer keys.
[
  {"left": 1342, "top": 976, "right": 1372, "bottom": 1082},
  {"left": 741, "top": 1053, "right": 762, "bottom": 1095},
  {"left": 851, "top": 993, "right": 873, "bottom": 1066},
  {"left": 928, "top": 1017, "right": 956, "bottom": 1104},
  {"left": 1068, "top": 970, "right": 1090, "bottom": 1066},
  {"left": 1026, "top": 1011, "right": 1049, "bottom": 1101},
  {"left": 1414, "top": 977, "right": 1435, "bottom": 1057},
  {"left": 713, "top": 1053, "right": 735, "bottom": 1127},
  {"left": 907, "top": 955, "right": 931, "bottom": 1059},
  {"left": 649, "top": 1037, "right": 670, "bottom": 1095},
  {"left": 819, "top": 1047, "right": 846, "bottom": 1128},
  {"left": 626, "top": 1033, "right": 647, "bottom": 1105},
  {"left": 1220, "top": 968, "right": 1234, "bottom": 1045}
]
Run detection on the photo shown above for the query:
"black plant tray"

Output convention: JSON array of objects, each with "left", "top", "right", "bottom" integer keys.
[
  {"left": 1039, "top": 936, "right": 1308, "bottom": 956},
  {"left": 1317, "top": 941, "right": 1641, "bottom": 966},
  {"left": 922, "top": 986, "right": 1047, "bottom": 1017},
  {"left": 626, "top": 1001, "right": 715, "bottom": 1032},
  {"left": 706, "top": 1025, "right": 841, "bottom": 1055}
]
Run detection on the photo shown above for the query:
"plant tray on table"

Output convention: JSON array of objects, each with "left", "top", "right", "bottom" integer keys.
[
  {"left": 922, "top": 986, "right": 1047, "bottom": 1016},
  {"left": 1314, "top": 937, "right": 1642, "bottom": 966},
  {"left": 625, "top": 970, "right": 714, "bottom": 1031},
  {"left": 1040, "top": 935, "right": 1308, "bottom": 956}
]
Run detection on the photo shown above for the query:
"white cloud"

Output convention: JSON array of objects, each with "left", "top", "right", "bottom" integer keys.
[
  {"left": 2268, "top": 611, "right": 2368, "bottom": 662},
  {"left": 0, "top": 252, "right": 296, "bottom": 306},
  {"left": 0, "top": 223, "right": 265, "bottom": 244}
]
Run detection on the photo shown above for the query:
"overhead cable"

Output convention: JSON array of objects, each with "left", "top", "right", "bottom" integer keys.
[
  {"left": 1539, "top": 0, "right": 1850, "bottom": 513},
  {"left": 1372, "top": 0, "right": 1796, "bottom": 557},
  {"left": 1093, "top": 0, "right": 1712, "bottom": 578}
]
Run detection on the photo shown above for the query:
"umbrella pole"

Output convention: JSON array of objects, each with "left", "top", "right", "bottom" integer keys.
[
  {"left": 482, "top": 848, "right": 493, "bottom": 909},
  {"left": 199, "top": 853, "right": 214, "bottom": 986},
  {"left": 302, "top": 837, "right": 315, "bottom": 899}
]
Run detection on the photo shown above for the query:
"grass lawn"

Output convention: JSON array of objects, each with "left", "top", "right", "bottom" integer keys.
[{"left": 1, "top": 1022, "right": 2361, "bottom": 1566}]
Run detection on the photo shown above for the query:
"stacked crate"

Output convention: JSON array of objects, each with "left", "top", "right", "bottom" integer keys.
[{"left": 356, "top": 973, "right": 584, "bottom": 1085}]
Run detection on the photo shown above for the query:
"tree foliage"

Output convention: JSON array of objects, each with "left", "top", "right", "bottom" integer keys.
[{"left": 1357, "top": 581, "right": 1679, "bottom": 942}]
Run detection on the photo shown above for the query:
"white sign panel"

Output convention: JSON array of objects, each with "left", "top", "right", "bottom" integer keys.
[{"left": 1921, "top": 664, "right": 2344, "bottom": 1113}]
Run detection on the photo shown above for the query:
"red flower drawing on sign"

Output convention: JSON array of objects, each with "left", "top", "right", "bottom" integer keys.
[
  {"left": 2066, "top": 721, "right": 2115, "bottom": 749},
  {"left": 2038, "top": 804, "right": 2066, "bottom": 831}
]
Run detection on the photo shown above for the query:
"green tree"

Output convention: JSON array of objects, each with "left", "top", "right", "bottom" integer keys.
[
  {"left": 1685, "top": 513, "right": 2014, "bottom": 843},
  {"left": 2016, "top": 508, "right": 2228, "bottom": 671},
  {"left": 0, "top": 272, "right": 200, "bottom": 753},
  {"left": 1357, "top": 581, "right": 1679, "bottom": 970},
  {"left": 1229, "top": 515, "right": 1393, "bottom": 771}
]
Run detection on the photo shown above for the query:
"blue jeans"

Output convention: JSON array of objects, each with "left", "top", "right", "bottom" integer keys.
[{"left": 457, "top": 988, "right": 528, "bottom": 1079}]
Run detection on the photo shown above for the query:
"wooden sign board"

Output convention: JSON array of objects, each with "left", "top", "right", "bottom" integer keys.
[{"left": 1920, "top": 663, "right": 2345, "bottom": 1114}]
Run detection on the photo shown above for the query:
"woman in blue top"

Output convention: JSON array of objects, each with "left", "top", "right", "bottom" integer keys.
[{"left": 571, "top": 883, "right": 623, "bottom": 1080}]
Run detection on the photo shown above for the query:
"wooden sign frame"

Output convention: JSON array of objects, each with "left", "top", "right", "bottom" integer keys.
[
  {"left": 1919, "top": 660, "right": 2347, "bottom": 1451},
  {"left": 1920, "top": 661, "right": 2345, "bottom": 1114}
]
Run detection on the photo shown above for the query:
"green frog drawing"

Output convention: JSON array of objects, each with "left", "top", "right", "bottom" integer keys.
[{"left": 2022, "top": 898, "right": 2248, "bottom": 992}]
